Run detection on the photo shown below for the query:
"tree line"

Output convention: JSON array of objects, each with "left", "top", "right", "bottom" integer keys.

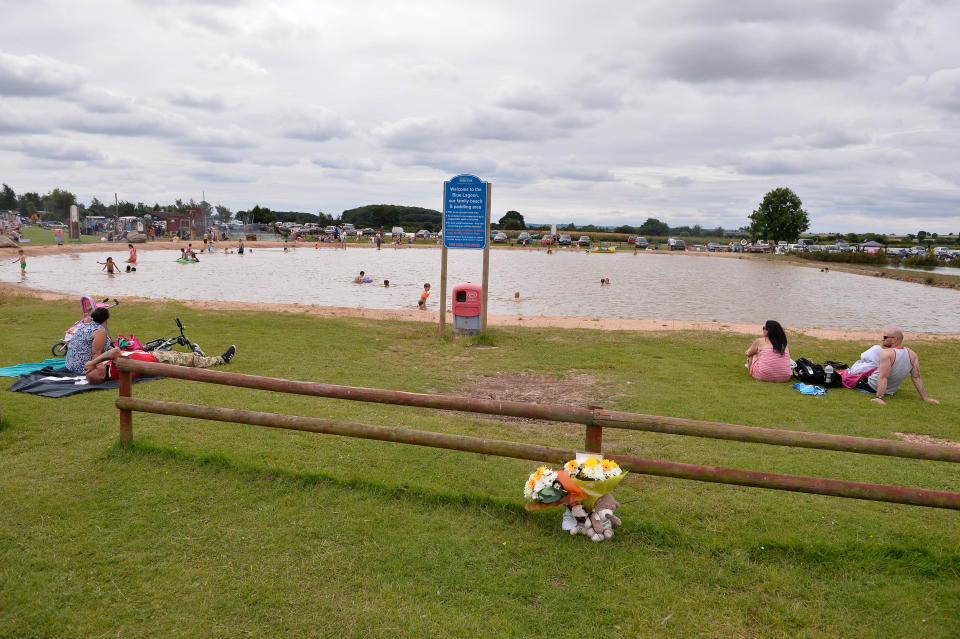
[{"left": 3, "top": 182, "right": 956, "bottom": 242}]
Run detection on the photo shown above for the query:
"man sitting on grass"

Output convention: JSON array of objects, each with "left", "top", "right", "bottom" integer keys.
[
  {"left": 83, "top": 345, "right": 236, "bottom": 385},
  {"left": 863, "top": 328, "right": 938, "bottom": 405}
]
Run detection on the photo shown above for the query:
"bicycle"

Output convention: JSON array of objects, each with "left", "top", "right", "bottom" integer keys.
[{"left": 142, "top": 318, "right": 205, "bottom": 356}]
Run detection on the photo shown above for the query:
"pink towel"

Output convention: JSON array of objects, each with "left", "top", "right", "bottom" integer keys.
[{"left": 840, "top": 367, "right": 875, "bottom": 389}]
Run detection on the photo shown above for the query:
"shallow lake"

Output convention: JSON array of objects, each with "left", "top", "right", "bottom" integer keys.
[{"left": 5, "top": 246, "right": 960, "bottom": 333}]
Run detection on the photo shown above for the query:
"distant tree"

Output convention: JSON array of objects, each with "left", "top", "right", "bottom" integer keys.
[
  {"left": 907, "top": 234, "right": 915, "bottom": 241},
  {"left": 639, "top": 217, "right": 670, "bottom": 236},
  {"left": 691, "top": 224, "right": 703, "bottom": 237},
  {"left": 917, "top": 230, "right": 927, "bottom": 241},
  {"left": 42, "top": 188, "right": 77, "bottom": 221},
  {"left": 17, "top": 191, "right": 41, "bottom": 216},
  {"left": 713, "top": 226, "right": 725, "bottom": 238},
  {"left": 672, "top": 225, "right": 692, "bottom": 237},
  {"left": 748, "top": 187, "right": 810, "bottom": 243},
  {"left": 215, "top": 205, "right": 233, "bottom": 223},
  {"left": 0, "top": 183, "right": 16, "bottom": 210},
  {"left": 845, "top": 233, "right": 861, "bottom": 244},
  {"left": 614, "top": 225, "right": 636, "bottom": 234},
  {"left": 931, "top": 232, "right": 938, "bottom": 239},
  {"left": 498, "top": 210, "right": 525, "bottom": 230},
  {"left": 247, "top": 205, "right": 276, "bottom": 224},
  {"left": 85, "top": 197, "right": 107, "bottom": 217}
]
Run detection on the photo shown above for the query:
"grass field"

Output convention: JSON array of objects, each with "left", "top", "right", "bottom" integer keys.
[{"left": 1, "top": 292, "right": 959, "bottom": 638}]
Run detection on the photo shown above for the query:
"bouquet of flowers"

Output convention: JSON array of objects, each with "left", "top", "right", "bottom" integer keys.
[
  {"left": 523, "top": 466, "right": 586, "bottom": 511},
  {"left": 563, "top": 455, "right": 627, "bottom": 509}
]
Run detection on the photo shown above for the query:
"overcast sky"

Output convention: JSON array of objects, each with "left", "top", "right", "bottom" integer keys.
[{"left": 1, "top": 0, "right": 959, "bottom": 233}]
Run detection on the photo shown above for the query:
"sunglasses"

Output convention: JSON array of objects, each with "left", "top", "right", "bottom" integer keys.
[{"left": 883, "top": 335, "right": 894, "bottom": 339}]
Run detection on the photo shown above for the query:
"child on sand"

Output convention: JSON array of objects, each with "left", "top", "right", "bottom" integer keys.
[
  {"left": 11, "top": 249, "right": 26, "bottom": 274},
  {"left": 418, "top": 283, "right": 431, "bottom": 309},
  {"left": 98, "top": 257, "right": 122, "bottom": 274}
]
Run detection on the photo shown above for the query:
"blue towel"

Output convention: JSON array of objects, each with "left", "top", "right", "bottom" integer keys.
[
  {"left": 0, "top": 358, "right": 67, "bottom": 377},
  {"left": 793, "top": 382, "right": 827, "bottom": 396}
]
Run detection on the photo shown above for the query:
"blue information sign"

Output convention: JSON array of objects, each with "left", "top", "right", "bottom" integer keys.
[{"left": 443, "top": 174, "right": 488, "bottom": 249}]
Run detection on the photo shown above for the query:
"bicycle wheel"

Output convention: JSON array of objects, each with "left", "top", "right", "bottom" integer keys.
[
  {"left": 143, "top": 339, "right": 164, "bottom": 351},
  {"left": 52, "top": 342, "right": 67, "bottom": 356}
]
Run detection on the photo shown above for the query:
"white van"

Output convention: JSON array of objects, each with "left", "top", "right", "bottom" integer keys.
[{"left": 391, "top": 226, "right": 404, "bottom": 237}]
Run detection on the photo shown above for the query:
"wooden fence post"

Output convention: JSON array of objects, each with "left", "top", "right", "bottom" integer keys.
[
  {"left": 118, "top": 370, "right": 133, "bottom": 444},
  {"left": 586, "top": 405, "right": 603, "bottom": 453}
]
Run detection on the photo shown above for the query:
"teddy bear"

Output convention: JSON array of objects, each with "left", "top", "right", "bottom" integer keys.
[
  {"left": 588, "top": 493, "right": 622, "bottom": 542},
  {"left": 567, "top": 504, "right": 592, "bottom": 536}
]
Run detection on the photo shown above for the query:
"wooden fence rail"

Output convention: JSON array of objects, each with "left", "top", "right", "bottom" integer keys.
[{"left": 114, "top": 358, "right": 960, "bottom": 510}]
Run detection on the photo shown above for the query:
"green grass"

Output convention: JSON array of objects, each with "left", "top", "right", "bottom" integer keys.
[
  {"left": 2, "top": 293, "right": 959, "bottom": 637},
  {"left": 17, "top": 225, "right": 103, "bottom": 246}
]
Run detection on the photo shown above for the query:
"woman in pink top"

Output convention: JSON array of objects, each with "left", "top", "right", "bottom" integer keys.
[{"left": 745, "top": 320, "right": 792, "bottom": 382}]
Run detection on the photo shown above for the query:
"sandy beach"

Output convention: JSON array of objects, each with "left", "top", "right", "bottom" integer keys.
[{"left": 3, "top": 276, "right": 955, "bottom": 343}]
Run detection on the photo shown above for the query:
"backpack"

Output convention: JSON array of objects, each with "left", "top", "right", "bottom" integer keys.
[{"left": 793, "top": 358, "right": 825, "bottom": 385}]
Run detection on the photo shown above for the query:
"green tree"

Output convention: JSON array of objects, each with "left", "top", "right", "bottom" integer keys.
[
  {"left": 86, "top": 197, "right": 107, "bottom": 216},
  {"left": 498, "top": 210, "right": 525, "bottom": 230},
  {"left": 215, "top": 205, "right": 233, "bottom": 223},
  {"left": 17, "top": 192, "right": 41, "bottom": 217},
  {"left": 0, "top": 183, "right": 16, "bottom": 210},
  {"left": 614, "top": 225, "right": 636, "bottom": 234},
  {"left": 639, "top": 217, "right": 670, "bottom": 236},
  {"left": 42, "top": 188, "right": 78, "bottom": 221},
  {"left": 917, "top": 230, "right": 927, "bottom": 242},
  {"left": 713, "top": 226, "right": 725, "bottom": 238},
  {"left": 247, "top": 205, "right": 276, "bottom": 224},
  {"left": 748, "top": 187, "right": 810, "bottom": 243}
]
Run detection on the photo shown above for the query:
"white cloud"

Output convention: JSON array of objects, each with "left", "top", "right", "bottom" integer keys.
[{"left": 0, "top": 51, "right": 85, "bottom": 97}]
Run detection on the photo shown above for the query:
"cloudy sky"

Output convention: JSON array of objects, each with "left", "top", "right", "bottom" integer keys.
[{"left": 1, "top": 0, "right": 959, "bottom": 233}]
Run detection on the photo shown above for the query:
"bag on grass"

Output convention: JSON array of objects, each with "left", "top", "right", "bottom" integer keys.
[{"left": 793, "top": 358, "right": 825, "bottom": 385}]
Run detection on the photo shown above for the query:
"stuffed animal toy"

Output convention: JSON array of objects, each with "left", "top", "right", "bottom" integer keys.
[
  {"left": 568, "top": 504, "right": 592, "bottom": 536},
  {"left": 588, "top": 493, "right": 622, "bottom": 542}
]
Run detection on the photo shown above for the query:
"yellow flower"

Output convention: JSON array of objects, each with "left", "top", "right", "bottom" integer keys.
[
  {"left": 601, "top": 459, "right": 618, "bottom": 471},
  {"left": 527, "top": 477, "right": 536, "bottom": 489},
  {"left": 583, "top": 457, "right": 601, "bottom": 468},
  {"left": 533, "top": 467, "right": 545, "bottom": 480},
  {"left": 565, "top": 460, "right": 578, "bottom": 472}
]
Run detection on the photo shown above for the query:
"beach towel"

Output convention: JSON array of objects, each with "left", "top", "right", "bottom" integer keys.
[
  {"left": 7, "top": 366, "right": 160, "bottom": 398},
  {"left": 793, "top": 382, "right": 827, "bottom": 396},
  {"left": 0, "top": 358, "right": 67, "bottom": 377}
]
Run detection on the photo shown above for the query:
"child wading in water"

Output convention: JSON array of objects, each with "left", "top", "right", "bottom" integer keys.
[
  {"left": 11, "top": 249, "right": 26, "bottom": 275},
  {"left": 98, "top": 257, "right": 122, "bottom": 274},
  {"left": 418, "top": 283, "right": 431, "bottom": 309}
]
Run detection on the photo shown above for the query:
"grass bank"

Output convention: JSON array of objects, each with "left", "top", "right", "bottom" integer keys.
[{"left": 1, "top": 294, "right": 959, "bottom": 638}]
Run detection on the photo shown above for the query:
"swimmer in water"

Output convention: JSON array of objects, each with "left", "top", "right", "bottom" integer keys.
[
  {"left": 418, "top": 283, "right": 431, "bottom": 309},
  {"left": 354, "top": 270, "right": 366, "bottom": 284},
  {"left": 513, "top": 291, "right": 520, "bottom": 301},
  {"left": 383, "top": 279, "right": 390, "bottom": 287},
  {"left": 98, "top": 257, "right": 122, "bottom": 274}
]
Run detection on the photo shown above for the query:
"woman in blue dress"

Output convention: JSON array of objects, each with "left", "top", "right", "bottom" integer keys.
[{"left": 65, "top": 307, "right": 112, "bottom": 374}]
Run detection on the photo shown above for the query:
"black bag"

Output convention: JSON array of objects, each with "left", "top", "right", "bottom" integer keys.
[{"left": 793, "top": 357, "right": 825, "bottom": 385}]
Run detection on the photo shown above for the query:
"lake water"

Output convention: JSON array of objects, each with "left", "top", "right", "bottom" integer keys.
[{"left": 5, "top": 246, "right": 960, "bottom": 333}]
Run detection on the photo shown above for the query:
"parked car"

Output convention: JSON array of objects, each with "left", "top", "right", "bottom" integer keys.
[
  {"left": 323, "top": 226, "right": 336, "bottom": 234},
  {"left": 528, "top": 233, "right": 540, "bottom": 240},
  {"left": 627, "top": 235, "right": 637, "bottom": 245},
  {"left": 557, "top": 234, "right": 572, "bottom": 245},
  {"left": 668, "top": 237, "right": 686, "bottom": 250},
  {"left": 542, "top": 234, "right": 554, "bottom": 245},
  {"left": 517, "top": 232, "right": 531, "bottom": 243},
  {"left": 492, "top": 232, "right": 508, "bottom": 242},
  {"left": 360, "top": 227, "right": 376, "bottom": 236},
  {"left": 635, "top": 236, "right": 649, "bottom": 249},
  {"left": 577, "top": 235, "right": 591, "bottom": 247},
  {"left": 707, "top": 242, "right": 723, "bottom": 252}
]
